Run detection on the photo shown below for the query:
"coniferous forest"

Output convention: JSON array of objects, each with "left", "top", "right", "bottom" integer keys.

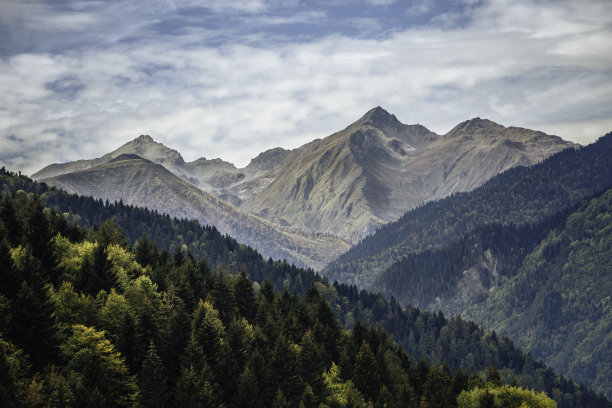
[{"left": 1, "top": 169, "right": 611, "bottom": 408}]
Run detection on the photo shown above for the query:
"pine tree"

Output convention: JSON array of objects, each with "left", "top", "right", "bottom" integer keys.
[
  {"left": 0, "top": 337, "right": 22, "bottom": 408},
  {"left": 62, "top": 325, "right": 139, "bottom": 408},
  {"left": 80, "top": 242, "right": 115, "bottom": 295},
  {"left": 353, "top": 341, "right": 379, "bottom": 403},
  {"left": 174, "top": 363, "right": 224, "bottom": 408},
  {"left": 191, "top": 300, "right": 225, "bottom": 367},
  {"left": 0, "top": 232, "right": 18, "bottom": 298},
  {"left": 375, "top": 384, "right": 396, "bottom": 408},
  {"left": 157, "top": 285, "right": 190, "bottom": 384},
  {"left": 423, "top": 364, "right": 453, "bottom": 408},
  {"left": 0, "top": 197, "right": 23, "bottom": 247},
  {"left": 11, "top": 280, "right": 59, "bottom": 369},
  {"left": 210, "top": 267, "right": 237, "bottom": 326},
  {"left": 485, "top": 365, "right": 502, "bottom": 387},
  {"left": 300, "top": 330, "right": 326, "bottom": 403},
  {"left": 235, "top": 267, "right": 256, "bottom": 321},
  {"left": 139, "top": 342, "right": 168, "bottom": 408},
  {"left": 266, "top": 335, "right": 304, "bottom": 407},
  {"left": 232, "top": 366, "right": 259, "bottom": 408}
]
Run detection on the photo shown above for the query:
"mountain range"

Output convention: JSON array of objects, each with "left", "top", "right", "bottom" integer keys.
[
  {"left": 33, "top": 107, "right": 574, "bottom": 259},
  {"left": 37, "top": 154, "right": 349, "bottom": 271}
]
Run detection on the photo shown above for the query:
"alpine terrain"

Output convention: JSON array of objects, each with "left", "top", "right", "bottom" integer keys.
[{"left": 34, "top": 107, "right": 574, "bottom": 246}]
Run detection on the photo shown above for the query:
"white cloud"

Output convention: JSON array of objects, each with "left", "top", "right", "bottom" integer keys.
[{"left": 0, "top": 0, "right": 611, "bottom": 175}]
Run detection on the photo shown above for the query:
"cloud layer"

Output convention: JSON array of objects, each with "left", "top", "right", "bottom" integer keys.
[{"left": 1, "top": 0, "right": 611, "bottom": 175}]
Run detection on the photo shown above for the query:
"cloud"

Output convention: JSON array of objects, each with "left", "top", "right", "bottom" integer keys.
[
  {"left": 365, "top": 0, "right": 396, "bottom": 5},
  {"left": 0, "top": 0, "right": 611, "bottom": 176}
]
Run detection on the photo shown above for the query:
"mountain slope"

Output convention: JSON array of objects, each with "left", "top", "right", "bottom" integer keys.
[
  {"left": 41, "top": 155, "right": 349, "bottom": 270},
  {"left": 325, "top": 132, "right": 612, "bottom": 287},
  {"left": 369, "top": 188, "right": 612, "bottom": 398},
  {"left": 462, "top": 188, "right": 612, "bottom": 399},
  {"left": 240, "top": 108, "right": 574, "bottom": 242},
  {"left": 374, "top": 211, "right": 571, "bottom": 316},
  {"left": 33, "top": 108, "right": 574, "bottom": 244},
  {"left": 32, "top": 134, "right": 290, "bottom": 199}
]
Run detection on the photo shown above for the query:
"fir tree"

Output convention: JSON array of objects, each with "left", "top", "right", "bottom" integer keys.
[{"left": 139, "top": 342, "right": 168, "bottom": 408}]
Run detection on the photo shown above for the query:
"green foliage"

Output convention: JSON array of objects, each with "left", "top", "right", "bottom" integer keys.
[
  {"left": 61, "top": 324, "right": 138, "bottom": 407},
  {"left": 457, "top": 385, "right": 557, "bottom": 408},
  {"left": 465, "top": 189, "right": 612, "bottom": 399},
  {"left": 321, "top": 363, "right": 367, "bottom": 408},
  {"left": 139, "top": 342, "right": 168, "bottom": 408},
  {"left": 0, "top": 168, "right": 610, "bottom": 408},
  {"left": 0, "top": 336, "right": 28, "bottom": 408}
]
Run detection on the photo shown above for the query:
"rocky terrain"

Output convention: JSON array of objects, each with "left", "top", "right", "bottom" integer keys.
[
  {"left": 42, "top": 154, "right": 349, "bottom": 270},
  {"left": 34, "top": 106, "right": 575, "bottom": 250}
]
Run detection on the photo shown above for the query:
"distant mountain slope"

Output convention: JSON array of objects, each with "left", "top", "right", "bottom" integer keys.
[
  {"left": 374, "top": 210, "right": 571, "bottom": 315},
  {"left": 33, "top": 107, "right": 574, "bottom": 244},
  {"left": 370, "top": 188, "right": 612, "bottom": 398},
  {"left": 462, "top": 188, "right": 612, "bottom": 399},
  {"left": 41, "top": 155, "right": 349, "bottom": 270},
  {"left": 325, "top": 132, "right": 612, "bottom": 287},
  {"left": 240, "top": 108, "right": 574, "bottom": 242},
  {"left": 32, "top": 135, "right": 267, "bottom": 195}
]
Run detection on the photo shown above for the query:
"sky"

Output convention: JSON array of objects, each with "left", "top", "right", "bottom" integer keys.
[{"left": 1, "top": 0, "right": 611, "bottom": 175}]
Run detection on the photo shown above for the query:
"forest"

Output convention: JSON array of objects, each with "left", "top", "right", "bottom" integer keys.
[
  {"left": 371, "top": 187, "right": 612, "bottom": 398},
  {"left": 0, "top": 168, "right": 610, "bottom": 407}
]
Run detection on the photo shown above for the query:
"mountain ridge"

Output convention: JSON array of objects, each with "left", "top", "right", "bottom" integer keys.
[
  {"left": 42, "top": 154, "right": 350, "bottom": 270},
  {"left": 34, "top": 107, "right": 576, "bottom": 244},
  {"left": 325, "top": 131, "right": 612, "bottom": 289}
]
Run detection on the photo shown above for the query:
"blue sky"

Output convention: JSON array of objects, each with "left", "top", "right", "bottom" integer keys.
[{"left": 1, "top": 0, "right": 611, "bottom": 174}]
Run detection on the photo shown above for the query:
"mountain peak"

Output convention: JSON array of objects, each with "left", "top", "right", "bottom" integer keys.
[
  {"left": 358, "top": 106, "right": 402, "bottom": 128},
  {"left": 135, "top": 134, "right": 154, "bottom": 143},
  {"left": 446, "top": 117, "right": 505, "bottom": 137},
  {"left": 107, "top": 135, "right": 185, "bottom": 165},
  {"left": 246, "top": 147, "right": 290, "bottom": 171}
]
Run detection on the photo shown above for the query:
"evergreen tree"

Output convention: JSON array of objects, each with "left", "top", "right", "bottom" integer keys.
[
  {"left": 139, "top": 342, "right": 168, "bottom": 408},
  {"left": 0, "top": 337, "right": 23, "bottom": 408},
  {"left": 235, "top": 267, "right": 256, "bottom": 322},
  {"left": 423, "top": 364, "right": 454, "bottom": 408},
  {"left": 300, "top": 329, "right": 327, "bottom": 403},
  {"left": 375, "top": 384, "right": 396, "bottom": 408},
  {"left": 80, "top": 242, "right": 116, "bottom": 295},
  {"left": 191, "top": 299, "right": 225, "bottom": 367},
  {"left": 266, "top": 335, "right": 304, "bottom": 407},
  {"left": 353, "top": 341, "right": 379, "bottom": 403},
  {"left": 11, "top": 280, "right": 59, "bottom": 369},
  {"left": 157, "top": 285, "right": 190, "bottom": 385},
  {"left": 210, "top": 267, "right": 237, "bottom": 326},
  {"left": 134, "top": 236, "right": 160, "bottom": 268},
  {"left": 62, "top": 325, "right": 138, "bottom": 408},
  {"left": 233, "top": 366, "right": 259, "bottom": 408}
]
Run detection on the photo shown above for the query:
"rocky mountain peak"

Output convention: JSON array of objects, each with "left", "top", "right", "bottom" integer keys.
[
  {"left": 358, "top": 106, "right": 403, "bottom": 129},
  {"left": 111, "top": 135, "right": 185, "bottom": 165},
  {"left": 135, "top": 134, "right": 154, "bottom": 143},
  {"left": 246, "top": 147, "right": 291, "bottom": 171},
  {"left": 444, "top": 117, "right": 507, "bottom": 139}
]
